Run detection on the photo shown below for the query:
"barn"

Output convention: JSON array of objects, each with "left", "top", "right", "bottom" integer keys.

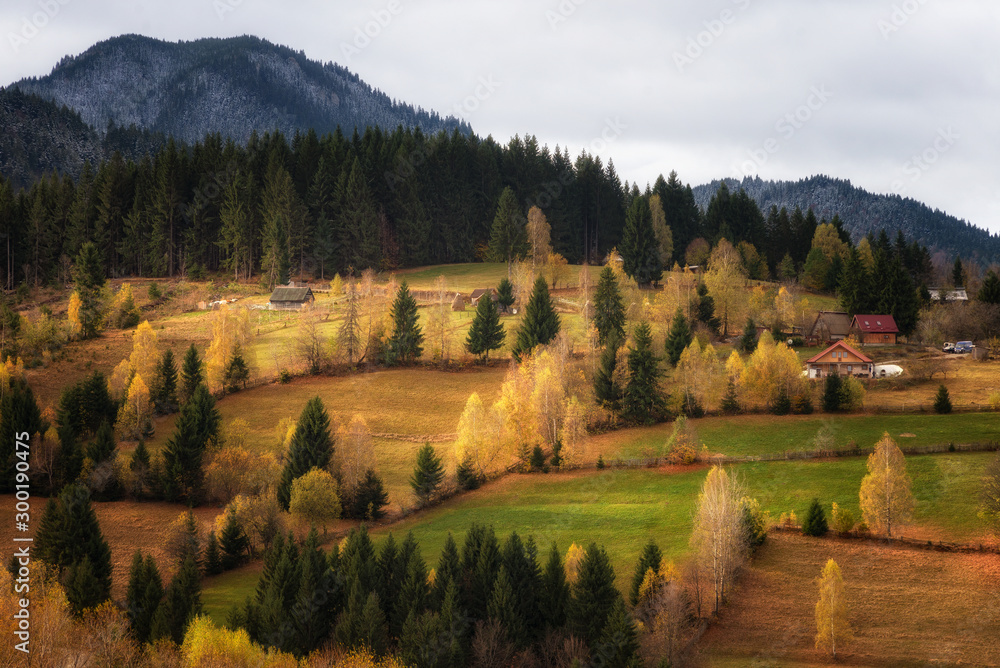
[
  {"left": 268, "top": 286, "right": 315, "bottom": 310},
  {"left": 850, "top": 314, "right": 899, "bottom": 345}
]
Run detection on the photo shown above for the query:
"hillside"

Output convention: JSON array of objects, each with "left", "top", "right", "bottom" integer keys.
[
  {"left": 693, "top": 175, "right": 1000, "bottom": 264},
  {"left": 10, "top": 34, "right": 469, "bottom": 146}
]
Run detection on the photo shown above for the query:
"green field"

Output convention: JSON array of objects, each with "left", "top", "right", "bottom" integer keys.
[{"left": 201, "top": 451, "right": 995, "bottom": 622}]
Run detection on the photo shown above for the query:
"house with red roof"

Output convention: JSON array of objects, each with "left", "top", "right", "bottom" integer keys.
[
  {"left": 804, "top": 340, "right": 874, "bottom": 379},
  {"left": 850, "top": 314, "right": 899, "bottom": 345}
]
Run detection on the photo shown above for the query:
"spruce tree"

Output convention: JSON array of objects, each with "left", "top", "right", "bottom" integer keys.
[
  {"left": 220, "top": 510, "right": 250, "bottom": 570},
  {"left": 622, "top": 322, "right": 665, "bottom": 425},
  {"left": 0, "top": 378, "right": 42, "bottom": 492},
  {"left": 203, "top": 531, "right": 223, "bottom": 575},
  {"left": 224, "top": 344, "right": 250, "bottom": 392},
  {"left": 129, "top": 439, "right": 151, "bottom": 498},
  {"left": 72, "top": 241, "right": 105, "bottom": 338},
  {"left": 721, "top": 378, "right": 740, "bottom": 415},
  {"left": 592, "top": 598, "right": 641, "bottom": 667},
  {"left": 180, "top": 344, "right": 203, "bottom": 403},
  {"left": 568, "top": 543, "right": 620, "bottom": 647},
  {"left": 487, "top": 566, "right": 524, "bottom": 647},
  {"left": 488, "top": 187, "right": 527, "bottom": 271},
  {"left": 822, "top": 373, "right": 843, "bottom": 413},
  {"left": 593, "top": 265, "right": 626, "bottom": 346},
  {"left": 277, "top": 396, "right": 334, "bottom": 510},
  {"left": 621, "top": 196, "right": 662, "bottom": 286},
  {"left": 155, "top": 348, "right": 179, "bottom": 414},
  {"left": 161, "top": 384, "right": 219, "bottom": 502},
  {"left": 664, "top": 307, "right": 693, "bottom": 367},
  {"left": 359, "top": 592, "right": 389, "bottom": 656},
  {"left": 430, "top": 533, "right": 462, "bottom": 611},
  {"left": 802, "top": 498, "right": 829, "bottom": 536},
  {"left": 512, "top": 276, "right": 560, "bottom": 360},
  {"left": 538, "top": 542, "right": 569, "bottom": 630},
  {"left": 501, "top": 532, "right": 542, "bottom": 645},
  {"left": 838, "top": 247, "right": 869, "bottom": 315},
  {"left": 496, "top": 277, "right": 515, "bottom": 313},
  {"left": 410, "top": 443, "right": 445, "bottom": 506},
  {"left": 979, "top": 270, "right": 1000, "bottom": 304},
  {"left": 594, "top": 336, "right": 623, "bottom": 414},
  {"left": 127, "top": 551, "right": 163, "bottom": 643},
  {"left": 350, "top": 468, "right": 389, "bottom": 520},
  {"left": 466, "top": 292, "right": 505, "bottom": 362},
  {"left": 953, "top": 256, "right": 965, "bottom": 287},
  {"left": 934, "top": 385, "right": 953, "bottom": 414},
  {"left": 694, "top": 281, "right": 721, "bottom": 333},
  {"left": 65, "top": 556, "right": 105, "bottom": 616},
  {"left": 628, "top": 540, "right": 662, "bottom": 606},
  {"left": 738, "top": 317, "right": 759, "bottom": 354},
  {"left": 86, "top": 419, "right": 116, "bottom": 464},
  {"left": 386, "top": 281, "right": 424, "bottom": 365},
  {"left": 152, "top": 554, "right": 202, "bottom": 644}
]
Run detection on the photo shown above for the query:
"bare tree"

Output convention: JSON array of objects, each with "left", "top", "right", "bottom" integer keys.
[
  {"left": 296, "top": 309, "right": 327, "bottom": 374},
  {"left": 690, "top": 465, "right": 747, "bottom": 614}
]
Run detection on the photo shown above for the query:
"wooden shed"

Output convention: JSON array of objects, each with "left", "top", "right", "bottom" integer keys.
[
  {"left": 268, "top": 286, "right": 315, "bottom": 310},
  {"left": 807, "top": 311, "right": 852, "bottom": 344},
  {"left": 850, "top": 314, "right": 898, "bottom": 345}
]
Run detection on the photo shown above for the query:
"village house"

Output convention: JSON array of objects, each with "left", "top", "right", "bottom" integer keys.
[
  {"left": 807, "top": 311, "right": 852, "bottom": 344},
  {"left": 850, "top": 314, "right": 899, "bottom": 345},
  {"left": 469, "top": 288, "right": 499, "bottom": 307},
  {"left": 804, "top": 340, "right": 874, "bottom": 379},
  {"left": 268, "top": 285, "right": 315, "bottom": 311}
]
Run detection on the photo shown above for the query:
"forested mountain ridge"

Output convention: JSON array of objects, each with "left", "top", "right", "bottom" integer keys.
[
  {"left": 692, "top": 175, "right": 1000, "bottom": 264},
  {"left": 10, "top": 34, "right": 469, "bottom": 146}
]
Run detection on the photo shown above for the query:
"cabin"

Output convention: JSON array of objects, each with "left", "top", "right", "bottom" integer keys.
[
  {"left": 928, "top": 287, "right": 968, "bottom": 303},
  {"left": 469, "top": 288, "right": 499, "bottom": 307},
  {"left": 804, "top": 341, "right": 874, "bottom": 379},
  {"left": 807, "top": 311, "right": 851, "bottom": 344},
  {"left": 268, "top": 286, "right": 315, "bottom": 311},
  {"left": 850, "top": 314, "right": 899, "bottom": 345}
]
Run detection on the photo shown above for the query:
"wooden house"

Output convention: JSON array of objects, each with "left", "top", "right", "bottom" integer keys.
[
  {"left": 268, "top": 286, "right": 315, "bottom": 310},
  {"left": 804, "top": 341, "right": 873, "bottom": 379},
  {"left": 850, "top": 315, "right": 898, "bottom": 345},
  {"left": 469, "top": 288, "right": 498, "bottom": 306},
  {"left": 807, "top": 311, "right": 851, "bottom": 344}
]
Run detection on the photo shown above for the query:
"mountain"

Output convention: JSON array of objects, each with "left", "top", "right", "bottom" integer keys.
[
  {"left": 692, "top": 175, "right": 1000, "bottom": 264},
  {"left": 10, "top": 34, "right": 469, "bottom": 145}
]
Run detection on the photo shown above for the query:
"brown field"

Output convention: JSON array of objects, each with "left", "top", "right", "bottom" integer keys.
[{"left": 695, "top": 531, "right": 1000, "bottom": 667}]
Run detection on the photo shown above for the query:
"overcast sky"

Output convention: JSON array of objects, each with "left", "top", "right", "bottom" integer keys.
[{"left": 2, "top": 0, "right": 998, "bottom": 233}]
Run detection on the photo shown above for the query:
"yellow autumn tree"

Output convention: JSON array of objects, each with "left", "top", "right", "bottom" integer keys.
[
  {"left": 859, "top": 433, "right": 914, "bottom": 537},
  {"left": 565, "top": 543, "right": 586, "bottom": 584},
  {"left": 115, "top": 373, "right": 151, "bottom": 440},
  {"left": 289, "top": 467, "right": 341, "bottom": 535},
  {"left": 559, "top": 396, "right": 589, "bottom": 467},
  {"left": 545, "top": 251, "right": 570, "bottom": 290},
  {"left": 205, "top": 306, "right": 254, "bottom": 392},
  {"left": 526, "top": 206, "right": 551, "bottom": 271},
  {"left": 454, "top": 393, "right": 506, "bottom": 477},
  {"left": 815, "top": 559, "right": 853, "bottom": 658},
  {"left": 495, "top": 360, "right": 541, "bottom": 465},
  {"left": 704, "top": 239, "right": 746, "bottom": 337},
  {"left": 129, "top": 320, "right": 160, "bottom": 390},
  {"left": 182, "top": 616, "right": 301, "bottom": 668},
  {"left": 329, "top": 273, "right": 344, "bottom": 297},
  {"left": 531, "top": 350, "right": 565, "bottom": 446},
  {"left": 740, "top": 332, "right": 803, "bottom": 408},
  {"left": 337, "top": 414, "right": 374, "bottom": 498},
  {"left": 67, "top": 290, "right": 83, "bottom": 337}
]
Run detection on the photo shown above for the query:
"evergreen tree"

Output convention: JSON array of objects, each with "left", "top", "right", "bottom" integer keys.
[
  {"left": 154, "top": 348, "right": 178, "bottom": 414},
  {"left": 822, "top": 373, "right": 843, "bottom": 413},
  {"left": 430, "top": 533, "right": 462, "bottom": 611},
  {"left": 466, "top": 292, "right": 505, "bottom": 362},
  {"left": 568, "top": 543, "right": 620, "bottom": 647},
  {"left": 126, "top": 551, "right": 163, "bottom": 644},
  {"left": 593, "top": 598, "right": 641, "bottom": 667},
  {"left": 220, "top": 510, "right": 250, "bottom": 570},
  {"left": 738, "top": 317, "right": 758, "bottom": 354},
  {"left": 203, "top": 531, "right": 223, "bottom": 575},
  {"left": 979, "top": 270, "right": 1000, "bottom": 304},
  {"left": 594, "top": 336, "right": 624, "bottom": 414},
  {"left": 277, "top": 397, "right": 334, "bottom": 510},
  {"left": 386, "top": 281, "right": 424, "bottom": 365},
  {"left": 694, "top": 281, "right": 721, "bottom": 333},
  {"left": 488, "top": 187, "right": 527, "bottom": 271},
  {"left": 664, "top": 307, "right": 693, "bottom": 367},
  {"left": 802, "top": 498, "right": 829, "bottom": 536},
  {"left": 538, "top": 542, "right": 569, "bottom": 630},
  {"left": 772, "top": 385, "right": 791, "bottom": 416},
  {"left": 129, "top": 439, "right": 151, "bottom": 498},
  {"left": 86, "top": 419, "right": 116, "bottom": 464},
  {"left": 487, "top": 566, "right": 524, "bottom": 647},
  {"left": 0, "top": 378, "right": 42, "bottom": 493},
  {"left": 622, "top": 322, "right": 665, "bottom": 425},
  {"left": 628, "top": 540, "right": 662, "bottom": 606},
  {"left": 934, "top": 385, "right": 952, "bottom": 414},
  {"left": 511, "top": 276, "right": 560, "bottom": 360},
  {"left": 593, "top": 265, "right": 626, "bottom": 346},
  {"left": 621, "top": 196, "right": 662, "bottom": 286},
  {"left": 151, "top": 554, "right": 202, "bottom": 644},
  {"left": 953, "top": 257, "right": 965, "bottom": 287},
  {"left": 224, "top": 344, "right": 250, "bottom": 392},
  {"left": 496, "top": 277, "right": 515, "bottom": 313},
  {"left": 66, "top": 556, "right": 105, "bottom": 616},
  {"left": 350, "top": 468, "right": 390, "bottom": 520},
  {"left": 161, "top": 384, "right": 219, "bottom": 502},
  {"left": 410, "top": 443, "right": 445, "bottom": 506},
  {"left": 721, "top": 378, "right": 740, "bottom": 415},
  {"left": 72, "top": 241, "right": 105, "bottom": 338},
  {"left": 838, "top": 247, "right": 870, "bottom": 315},
  {"left": 180, "top": 344, "right": 203, "bottom": 403}
]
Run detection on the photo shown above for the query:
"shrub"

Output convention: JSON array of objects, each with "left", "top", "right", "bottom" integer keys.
[
  {"left": 840, "top": 376, "right": 866, "bottom": 411},
  {"left": 279, "top": 369, "right": 292, "bottom": 384},
  {"left": 741, "top": 497, "right": 768, "bottom": 550},
  {"left": 831, "top": 502, "right": 856, "bottom": 534},
  {"left": 596, "top": 455, "right": 605, "bottom": 469},
  {"left": 792, "top": 393, "right": 814, "bottom": 414},
  {"left": 989, "top": 391, "right": 1000, "bottom": 411},
  {"left": 801, "top": 498, "right": 829, "bottom": 536},
  {"left": 778, "top": 511, "right": 798, "bottom": 528},
  {"left": 934, "top": 385, "right": 953, "bottom": 414}
]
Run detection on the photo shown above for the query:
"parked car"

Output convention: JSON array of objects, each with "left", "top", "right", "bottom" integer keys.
[
  {"left": 942, "top": 342, "right": 955, "bottom": 353},
  {"left": 955, "top": 341, "right": 974, "bottom": 354}
]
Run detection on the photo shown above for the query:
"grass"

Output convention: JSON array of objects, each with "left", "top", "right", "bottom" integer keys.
[
  {"left": 591, "top": 412, "right": 1000, "bottom": 461},
  {"left": 201, "top": 562, "right": 263, "bottom": 626},
  {"left": 696, "top": 532, "right": 1000, "bottom": 666}
]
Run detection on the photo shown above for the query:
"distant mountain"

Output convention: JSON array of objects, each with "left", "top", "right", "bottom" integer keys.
[
  {"left": 10, "top": 34, "right": 469, "bottom": 145},
  {"left": 692, "top": 175, "right": 1000, "bottom": 264}
]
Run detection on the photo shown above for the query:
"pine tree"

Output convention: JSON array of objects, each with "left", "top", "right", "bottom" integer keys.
[
  {"left": 621, "top": 196, "right": 662, "bottom": 286},
  {"left": 622, "top": 322, "right": 665, "bottom": 425},
  {"left": 822, "top": 373, "right": 843, "bottom": 413},
  {"left": 203, "top": 531, "right": 223, "bottom": 575},
  {"left": 180, "top": 344, "right": 203, "bottom": 404},
  {"left": 594, "top": 336, "right": 623, "bottom": 414},
  {"left": 979, "top": 270, "right": 1000, "bottom": 304},
  {"left": 430, "top": 533, "right": 462, "bottom": 611},
  {"left": 628, "top": 540, "right": 662, "bottom": 606},
  {"left": 487, "top": 566, "right": 525, "bottom": 648},
  {"left": 220, "top": 510, "right": 250, "bottom": 570},
  {"left": 694, "top": 281, "right": 722, "bottom": 333},
  {"left": 538, "top": 542, "right": 569, "bottom": 630},
  {"left": 593, "top": 265, "right": 626, "bottom": 346},
  {"left": 952, "top": 256, "right": 965, "bottom": 287},
  {"left": 488, "top": 187, "right": 527, "bottom": 271},
  {"left": 72, "top": 241, "right": 105, "bottom": 338},
  {"left": 838, "top": 247, "right": 869, "bottom": 314},
  {"left": 152, "top": 554, "right": 202, "bottom": 644},
  {"left": 126, "top": 551, "right": 163, "bottom": 643},
  {"left": 512, "top": 276, "right": 560, "bottom": 360},
  {"left": 277, "top": 397, "right": 334, "bottom": 510},
  {"left": 410, "top": 442, "right": 445, "bottom": 506},
  {"left": 721, "top": 378, "right": 740, "bottom": 415},
  {"left": 592, "top": 598, "right": 641, "bottom": 667},
  {"left": 496, "top": 277, "right": 515, "bottom": 313},
  {"left": 66, "top": 556, "right": 105, "bottom": 616},
  {"left": 350, "top": 468, "right": 389, "bottom": 520},
  {"left": 466, "top": 292, "right": 505, "bottom": 362},
  {"left": 359, "top": 592, "right": 389, "bottom": 656},
  {"left": 738, "top": 317, "right": 758, "bottom": 354},
  {"left": 386, "top": 281, "right": 424, "bottom": 365},
  {"left": 802, "top": 498, "right": 829, "bottom": 536},
  {"left": 224, "top": 344, "right": 250, "bottom": 392},
  {"left": 568, "top": 543, "right": 620, "bottom": 647},
  {"left": 161, "top": 384, "right": 219, "bottom": 502},
  {"left": 129, "top": 439, "right": 151, "bottom": 498},
  {"left": 155, "top": 349, "right": 178, "bottom": 414},
  {"left": 86, "top": 419, "right": 116, "bottom": 464},
  {"left": 664, "top": 307, "right": 693, "bottom": 367},
  {"left": 934, "top": 385, "right": 952, "bottom": 414}
]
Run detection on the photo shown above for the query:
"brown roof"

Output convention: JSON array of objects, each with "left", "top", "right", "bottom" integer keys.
[
  {"left": 851, "top": 314, "right": 898, "bottom": 333},
  {"left": 269, "top": 286, "right": 314, "bottom": 302},
  {"left": 809, "top": 311, "right": 852, "bottom": 338},
  {"left": 470, "top": 288, "right": 497, "bottom": 300},
  {"left": 805, "top": 340, "right": 873, "bottom": 365}
]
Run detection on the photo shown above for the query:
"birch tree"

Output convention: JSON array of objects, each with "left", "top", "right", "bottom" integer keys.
[
  {"left": 690, "top": 466, "right": 747, "bottom": 614},
  {"left": 815, "top": 559, "right": 853, "bottom": 658},
  {"left": 859, "top": 433, "right": 914, "bottom": 537}
]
